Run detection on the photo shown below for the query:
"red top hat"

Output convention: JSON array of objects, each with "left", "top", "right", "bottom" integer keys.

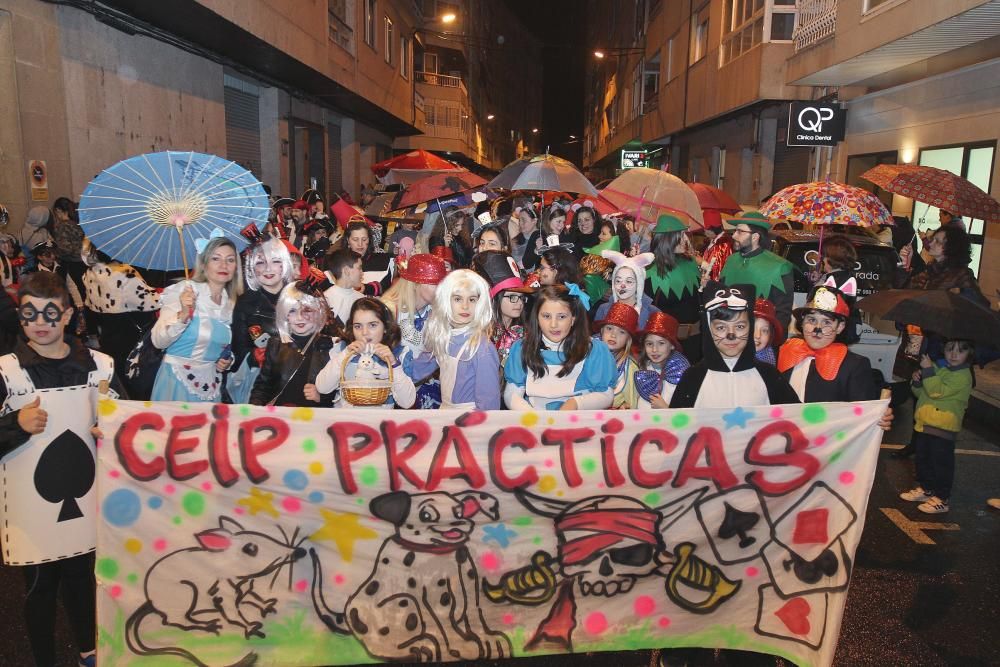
[
  {"left": 431, "top": 245, "right": 454, "bottom": 262},
  {"left": 240, "top": 224, "right": 265, "bottom": 244},
  {"left": 399, "top": 253, "right": 448, "bottom": 285},
  {"left": 753, "top": 298, "right": 785, "bottom": 345},
  {"left": 593, "top": 302, "right": 639, "bottom": 337},
  {"left": 637, "top": 311, "right": 682, "bottom": 351}
]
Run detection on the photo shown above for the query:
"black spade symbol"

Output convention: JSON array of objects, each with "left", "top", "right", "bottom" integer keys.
[
  {"left": 33, "top": 429, "right": 95, "bottom": 522},
  {"left": 783, "top": 549, "right": 839, "bottom": 584},
  {"left": 718, "top": 502, "right": 760, "bottom": 548}
]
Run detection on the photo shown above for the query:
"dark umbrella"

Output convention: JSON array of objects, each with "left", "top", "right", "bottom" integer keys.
[
  {"left": 857, "top": 289, "right": 1000, "bottom": 345},
  {"left": 488, "top": 154, "right": 599, "bottom": 196}
]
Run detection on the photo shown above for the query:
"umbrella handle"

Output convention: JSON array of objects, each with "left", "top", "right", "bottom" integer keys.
[{"left": 175, "top": 225, "right": 194, "bottom": 320}]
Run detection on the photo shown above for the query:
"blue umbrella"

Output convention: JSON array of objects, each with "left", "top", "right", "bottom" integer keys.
[{"left": 79, "top": 151, "right": 269, "bottom": 274}]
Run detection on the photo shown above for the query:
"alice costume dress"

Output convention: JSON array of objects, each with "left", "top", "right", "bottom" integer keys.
[
  {"left": 150, "top": 281, "right": 233, "bottom": 402},
  {"left": 411, "top": 327, "right": 501, "bottom": 410},
  {"left": 504, "top": 337, "right": 616, "bottom": 410},
  {"left": 316, "top": 342, "right": 416, "bottom": 409}
]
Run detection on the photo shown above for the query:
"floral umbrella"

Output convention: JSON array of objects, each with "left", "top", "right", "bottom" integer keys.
[
  {"left": 860, "top": 164, "right": 1000, "bottom": 224},
  {"left": 760, "top": 181, "right": 893, "bottom": 227}
]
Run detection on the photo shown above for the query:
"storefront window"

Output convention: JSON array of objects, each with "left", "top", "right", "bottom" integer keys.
[{"left": 916, "top": 142, "right": 995, "bottom": 277}]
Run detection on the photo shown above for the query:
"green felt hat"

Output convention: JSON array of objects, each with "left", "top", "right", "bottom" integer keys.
[
  {"left": 723, "top": 210, "right": 771, "bottom": 232},
  {"left": 653, "top": 213, "right": 687, "bottom": 233},
  {"left": 585, "top": 235, "right": 620, "bottom": 255}
]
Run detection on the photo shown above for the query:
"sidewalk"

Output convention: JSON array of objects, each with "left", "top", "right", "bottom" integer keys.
[{"left": 969, "top": 359, "right": 1000, "bottom": 425}]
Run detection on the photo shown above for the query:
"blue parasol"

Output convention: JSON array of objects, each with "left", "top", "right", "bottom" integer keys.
[{"left": 79, "top": 151, "right": 269, "bottom": 274}]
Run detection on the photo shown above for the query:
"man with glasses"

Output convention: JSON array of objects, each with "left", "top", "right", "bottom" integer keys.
[{"left": 719, "top": 212, "right": 795, "bottom": 331}]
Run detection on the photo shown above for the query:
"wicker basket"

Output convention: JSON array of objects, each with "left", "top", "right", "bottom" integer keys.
[{"left": 339, "top": 352, "right": 393, "bottom": 406}]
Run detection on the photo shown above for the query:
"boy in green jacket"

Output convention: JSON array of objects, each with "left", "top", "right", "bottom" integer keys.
[{"left": 899, "top": 339, "right": 974, "bottom": 514}]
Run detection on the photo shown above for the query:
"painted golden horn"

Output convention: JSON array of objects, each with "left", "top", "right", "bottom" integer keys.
[
  {"left": 482, "top": 551, "right": 558, "bottom": 606},
  {"left": 665, "top": 542, "right": 741, "bottom": 614}
]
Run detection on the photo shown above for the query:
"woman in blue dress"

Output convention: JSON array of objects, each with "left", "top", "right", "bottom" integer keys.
[
  {"left": 150, "top": 236, "right": 242, "bottom": 402},
  {"left": 504, "top": 284, "right": 616, "bottom": 411}
]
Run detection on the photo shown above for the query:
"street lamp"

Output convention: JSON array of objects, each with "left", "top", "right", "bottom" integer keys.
[
  {"left": 594, "top": 50, "right": 605, "bottom": 59},
  {"left": 487, "top": 114, "right": 495, "bottom": 120},
  {"left": 441, "top": 13, "right": 456, "bottom": 24},
  {"left": 532, "top": 128, "right": 538, "bottom": 133}
]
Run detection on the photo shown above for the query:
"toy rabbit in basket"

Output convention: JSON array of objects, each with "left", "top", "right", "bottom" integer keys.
[{"left": 315, "top": 297, "right": 416, "bottom": 408}]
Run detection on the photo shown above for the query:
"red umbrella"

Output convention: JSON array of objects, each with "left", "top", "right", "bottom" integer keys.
[
  {"left": 860, "top": 164, "right": 1000, "bottom": 224},
  {"left": 393, "top": 171, "right": 488, "bottom": 209},
  {"left": 687, "top": 183, "right": 742, "bottom": 214},
  {"left": 371, "top": 150, "right": 460, "bottom": 178}
]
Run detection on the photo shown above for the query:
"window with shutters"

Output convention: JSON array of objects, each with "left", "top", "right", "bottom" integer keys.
[{"left": 223, "top": 76, "right": 262, "bottom": 178}]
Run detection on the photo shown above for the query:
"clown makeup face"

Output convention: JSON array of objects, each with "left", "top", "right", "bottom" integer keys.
[
  {"left": 754, "top": 319, "right": 772, "bottom": 353},
  {"left": 499, "top": 290, "right": 525, "bottom": 322},
  {"left": 643, "top": 334, "right": 673, "bottom": 365},
  {"left": 450, "top": 285, "right": 479, "bottom": 326},
  {"left": 287, "top": 302, "right": 322, "bottom": 337},
  {"left": 538, "top": 299, "right": 575, "bottom": 343},
  {"left": 417, "top": 282, "right": 437, "bottom": 309},
  {"left": 18, "top": 296, "right": 72, "bottom": 345},
  {"left": 613, "top": 267, "right": 638, "bottom": 304},
  {"left": 709, "top": 310, "right": 750, "bottom": 358},
  {"left": 347, "top": 228, "right": 370, "bottom": 256},
  {"left": 576, "top": 210, "right": 595, "bottom": 235},
  {"left": 477, "top": 229, "right": 504, "bottom": 253},
  {"left": 351, "top": 308, "right": 386, "bottom": 345},
  {"left": 601, "top": 324, "right": 630, "bottom": 356},
  {"left": 943, "top": 340, "right": 972, "bottom": 368},
  {"left": 538, "top": 257, "right": 558, "bottom": 286},
  {"left": 801, "top": 311, "right": 844, "bottom": 350},
  {"left": 254, "top": 254, "right": 287, "bottom": 293}
]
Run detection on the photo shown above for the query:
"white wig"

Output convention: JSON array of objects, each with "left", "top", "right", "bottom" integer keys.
[
  {"left": 275, "top": 281, "right": 329, "bottom": 343},
  {"left": 244, "top": 238, "right": 294, "bottom": 292},
  {"left": 424, "top": 268, "right": 493, "bottom": 360}
]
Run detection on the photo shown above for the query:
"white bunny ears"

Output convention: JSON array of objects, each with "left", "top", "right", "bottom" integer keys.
[{"left": 601, "top": 249, "right": 654, "bottom": 269}]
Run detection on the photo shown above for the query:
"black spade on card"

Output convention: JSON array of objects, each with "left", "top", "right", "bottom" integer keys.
[
  {"left": 718, "top": 502, "right": 760, "bottom": 548},
  {"left": 783, "top": 549, "right": 839, "bottom": 584},
  {"left": 33, "top": 430, "right": 95, "bottom": 522}
]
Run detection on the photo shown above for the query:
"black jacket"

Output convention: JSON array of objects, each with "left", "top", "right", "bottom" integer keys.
[
  {"left": 0, "top": 338, "right": 127, "bottom": 456},
  {"left": 231, "top": 288, "right": 281, "bottom": 369},
  {"left": 780, "top": 350, "right": 879, "bottom": 403},
  {"left": 249, "top": 333, "right": 335, "bottom": 407}
]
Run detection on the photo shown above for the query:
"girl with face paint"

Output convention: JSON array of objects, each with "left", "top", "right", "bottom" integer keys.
[{"left": 591, "top": 250, "right": 661, "bottom": 330}]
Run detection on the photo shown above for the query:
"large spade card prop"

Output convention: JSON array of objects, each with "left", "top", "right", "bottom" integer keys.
[{"left": 1, "top": 387, "right": 98, "bottom": 564}]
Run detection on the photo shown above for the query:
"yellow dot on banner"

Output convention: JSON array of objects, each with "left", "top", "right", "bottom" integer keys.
[
  {"left": 98, "top": 399, "right": 117, "bottom": 417},
  {"left": 143, "top": 401, "right": 153, "bottom": 408},
  {"left": 521, "top": 412, "right": 539, "bottom": 427},
  {"left": 124, "top": 538, "right": 142, "bottom": 554},
  {"left": 546, "top": 417, "right": 555, "bottom": 425},
  {"left": 538, "top": 475, "right": 557, "bottom": 493},
  {"left": 309, "top": 461, "right": 324, "bottom": 475},
  {"left": 291, "top": 407, "right": 314, "bottom": 422}
]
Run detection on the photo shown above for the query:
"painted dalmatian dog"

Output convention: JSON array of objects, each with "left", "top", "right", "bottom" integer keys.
[
  {"left": 311, "top": 490, "right": 511, "bottom": 662},
  {"left": 82, "top": 261, "right": 160, "bottom": 313}
]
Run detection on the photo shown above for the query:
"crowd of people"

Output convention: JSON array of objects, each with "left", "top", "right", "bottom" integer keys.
[{"left": 0, "top": 185, "right": 993, "bottom": 666}]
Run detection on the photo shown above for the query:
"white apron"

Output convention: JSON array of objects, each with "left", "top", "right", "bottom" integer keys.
[
  {"left": 438, "top": 352, "right": 475, "bottom": 411},
  {"left": 0, "top": 351, "right": 113, "bottom": 565},
  {"left": 525, "top": 362, "right": 585, "bottom": 410}
]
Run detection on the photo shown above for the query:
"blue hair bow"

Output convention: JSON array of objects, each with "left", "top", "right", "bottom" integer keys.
[
  {"left": 194, "top": 228, "right": 225, "bottom": 255},
  {"left": 565, "top": 282, "right": 591, "bottom": 311}
]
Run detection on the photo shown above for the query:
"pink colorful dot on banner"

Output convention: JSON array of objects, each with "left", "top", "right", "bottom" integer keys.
[
  {"left": 839, "top": 471, "right": 856, "bottom": 484},
  {"left": 634, "top": 596, "right": 656, "bottom": 617},
  {"left": 584, "top": 612, "right": 608, "bottom": 634}
]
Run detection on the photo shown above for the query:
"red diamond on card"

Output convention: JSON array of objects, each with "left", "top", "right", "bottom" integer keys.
[{"left": 792, "top": 508, "right": 829, "bottom": 544}]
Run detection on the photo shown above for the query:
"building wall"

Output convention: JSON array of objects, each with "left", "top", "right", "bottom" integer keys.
[{"left": 833, "top": 58, "right": 1000, "bottom": 303}]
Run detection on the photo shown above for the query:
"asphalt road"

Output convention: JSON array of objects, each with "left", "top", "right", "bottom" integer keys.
[{"left": 2, "top": 418, "right": 997, "bottom": 667}]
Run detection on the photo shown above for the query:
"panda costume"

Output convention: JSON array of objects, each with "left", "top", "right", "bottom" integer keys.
[{"left": 669, "top": 283, "right": 799, "bottom": 409}]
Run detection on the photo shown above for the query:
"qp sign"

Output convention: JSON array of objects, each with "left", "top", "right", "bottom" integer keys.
[{"left": 787, "top": 102, "right": 846, "bottom": 147}]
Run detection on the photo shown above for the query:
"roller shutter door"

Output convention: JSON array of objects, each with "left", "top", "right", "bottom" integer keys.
[{"left": 224, "top": 78, "right": 262, "bottom": 178}]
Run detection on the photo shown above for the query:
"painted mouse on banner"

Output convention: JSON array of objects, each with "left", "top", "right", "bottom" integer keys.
[
  {"left": 125, "top": 516, "right": 306, "bottom": 667},
  {"left": 311, "top": 490, "right": 512, "bottom": 662}
]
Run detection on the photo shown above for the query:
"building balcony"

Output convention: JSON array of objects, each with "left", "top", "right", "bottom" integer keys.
[
  {"left": 415, "top": 71, "right": 468, "bottom": 96},
  {"left": 794, "top": 0, "right": 838, "bottom": 52}
]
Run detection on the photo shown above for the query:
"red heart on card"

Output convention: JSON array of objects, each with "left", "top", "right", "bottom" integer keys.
[{"left": 775, "top": 598, "right": 811, "bottom": 635}]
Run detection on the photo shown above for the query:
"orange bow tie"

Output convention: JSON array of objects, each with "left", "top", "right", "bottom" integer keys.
[{"left": 778, "top": 338, "right": 848, "bottom": 381}]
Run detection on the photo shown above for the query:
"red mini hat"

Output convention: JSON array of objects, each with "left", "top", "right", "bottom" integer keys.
[
  {"left": 637, "top": 311, "right": 682, "bottom": 351},
  {"left": 753, "top": 297, "right": 785, "bottom": 345},
  {"left": 593, "top": 302, "right": 639, "bottom": 337},
  {"left": 292, "top": 199, "right": 310, "bottom": 211},
  {"left": 399, "top": 253, "right": 448, "bottom": 285}
]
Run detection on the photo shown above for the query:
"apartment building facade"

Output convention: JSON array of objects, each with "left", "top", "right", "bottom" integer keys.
[{"left": 0, "top": 0, "right": 541, "bottom": 234}]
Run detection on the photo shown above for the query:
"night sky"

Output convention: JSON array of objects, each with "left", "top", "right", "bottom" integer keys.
[{"left": 502, "top": 0, "right": 585, "bottom": 166}]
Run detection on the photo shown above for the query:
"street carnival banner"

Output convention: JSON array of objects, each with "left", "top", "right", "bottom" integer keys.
[{"left": 95, "top": 398, "right": 886, "bottom": 667}]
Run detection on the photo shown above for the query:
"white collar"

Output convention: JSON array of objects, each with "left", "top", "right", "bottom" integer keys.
[{"left": 542, "top": 334, "right": 565, "bottom": 352}]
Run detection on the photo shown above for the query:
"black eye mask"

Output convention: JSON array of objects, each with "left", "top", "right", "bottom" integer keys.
[{"left": 18, "top": 301, "right": 67, "bottom": 327}]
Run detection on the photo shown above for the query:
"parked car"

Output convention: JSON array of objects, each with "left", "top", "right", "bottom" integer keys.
[{"left": 771, "top": 228, "right": 901, "bottom": 382}]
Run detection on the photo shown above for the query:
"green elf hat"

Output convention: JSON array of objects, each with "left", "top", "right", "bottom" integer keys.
[
  {"left": 723, "top": 210, "right": 771, "bottom": 232},
  {"left": 585, "top": 235, "right": 620, "bottom": 255},
  {"left": 653, "top": 213, "right": 687, "bottom": 233}
]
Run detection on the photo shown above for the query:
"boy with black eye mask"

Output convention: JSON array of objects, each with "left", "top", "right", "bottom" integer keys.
[
  {"left": 670, "top": 282, "right": 798, "bottom": 409},
  {"left": 0, "top": 271, "right": 126, "bottom": 667}
]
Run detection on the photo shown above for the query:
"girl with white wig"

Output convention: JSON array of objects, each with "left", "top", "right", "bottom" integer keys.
[
  {"left": 249, "top": 276, "right": 336, "bottom": 407},
  {"left": 410, "top": 269, "right": 501, "bottom": 410},
  {"left": 227, "top": 227, "right": 295, "bottom": 403}
]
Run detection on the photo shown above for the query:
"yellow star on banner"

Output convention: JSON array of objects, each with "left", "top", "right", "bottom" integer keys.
[
  {"left": 311, "top": 509, "right": 378, "bottom": 562},
  {"left": 237, "top": 487, "right": 279, "bottom": 518}
]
